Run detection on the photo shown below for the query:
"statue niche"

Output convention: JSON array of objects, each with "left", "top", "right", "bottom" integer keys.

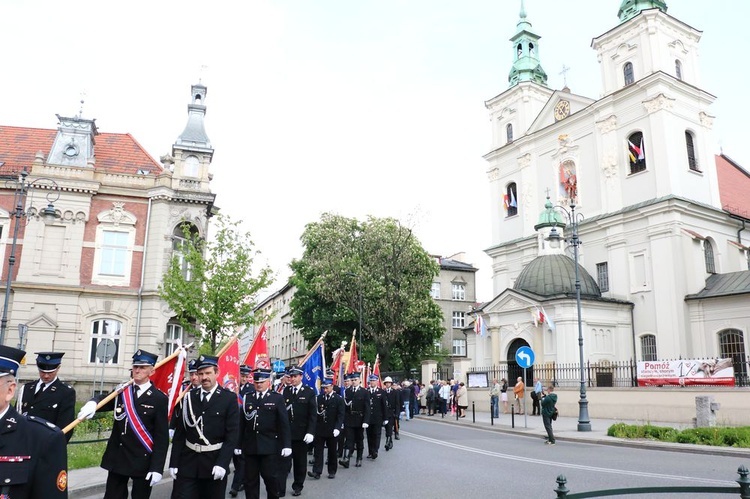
[{"left": 559, "top": 159, "right": 578, "bottom": 204}]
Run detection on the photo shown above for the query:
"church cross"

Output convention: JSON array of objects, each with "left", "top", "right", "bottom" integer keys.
[{"left": 559, "top": 65, "right": 570, "bottom": 87}]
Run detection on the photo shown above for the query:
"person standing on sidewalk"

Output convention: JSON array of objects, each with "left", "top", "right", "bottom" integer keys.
[
  {"left": 541, "top": 385, "right": 558, "bottom": 445},
  {"left": 513, "top": 377, "right": 525, "bottom": 414},
  {"left": 438, "top": 380, "right": 451, "bottom": 418},
  {"left": 500, "top": 378, "right": 509, "bottom": 414},
  {"left": 489, "top": 378, "right": 500, "bottom": 418},
  {"left": 532, "top": 377, "right": 544, "bottom": 416},
  {"left": 77, "top": 349, "right": 169, "bottom": 499}
]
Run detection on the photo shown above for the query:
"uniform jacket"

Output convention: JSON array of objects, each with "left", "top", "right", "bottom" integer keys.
[
  {"left": 239, "top": 383, "right": 256, "bottom": 397},
  {"left": 239, "top": 390, "right": 291, "bottom": 455},
  {"left": 19, "top": 378, "right": 76, "bottom": 441},
  {"left": 98, "top": 384, "right": 170, "bottom": 477},
  {"left": 282, "top": 384, "right": 317, "bottom": 441},
  {"left": 169, "top": 385, "right": 240, "bottom": 478},
  {"left": 383, "top": 388, "right": 400, "bottom": 419},
  {"left": 0, "top": 406, "right": 68, "bottom": 499},
  {"left": 343, "top": 386, "right": 370, "bottom": 427},
  {"left": 314, "top": 392, "right": 345, "bottom": 437},
  {"left": 367, "top": 387, "right": 388, "bottom": 425}
]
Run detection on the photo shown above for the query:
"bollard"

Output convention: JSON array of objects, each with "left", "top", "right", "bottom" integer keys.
[
  {"left": 738, "top": 465, "right": 750, "bottom": 499},
  {"left": 511, "top": 405, "right": 515, "bottom": 428},
  {"left": 472, "top": 401, "right": 476, "bottom": 423},
  {"left": 490, "top": 401, "right": 494, "bottom": 426},
  {"left": 554, "top": 475, "right": 570, "bottom": 498}
]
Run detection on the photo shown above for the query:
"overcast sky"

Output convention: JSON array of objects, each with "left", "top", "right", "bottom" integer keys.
[{"left": 3, "top": 1, "right": 748, "bottom": 301}]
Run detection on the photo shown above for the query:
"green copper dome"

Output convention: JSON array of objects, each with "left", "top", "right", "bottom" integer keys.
[
  {"left": 514, "top": 255, "right": 601, "bottom": 298},
  {"left": 508, "top": 0, "right": 548, "bottom": 87},
  {"left": 534, "top": 197, "right": 566, "bottom": 231},
  {"left": 618, "top": 0, "right": 668, "bottom": 23}
]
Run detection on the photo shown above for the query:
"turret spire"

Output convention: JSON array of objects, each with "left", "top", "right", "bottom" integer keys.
[
  {"left": 508, "top": 0, "right": 547, "bottom": 87},
  {"left": 617, "top": 0, "right": 668, "bottom": 23}
]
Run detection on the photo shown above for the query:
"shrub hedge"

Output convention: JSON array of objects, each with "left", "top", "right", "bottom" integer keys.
[{"left": 607, "top": 423, "right": 750, "bottom": 448}]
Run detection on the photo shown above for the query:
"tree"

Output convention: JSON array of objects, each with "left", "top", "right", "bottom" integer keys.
[
  {"left": 290, "top": 213, "right": 443, "bottom": 370},
  {"left": 159, "top": 214, "right": 273, "bottom": 353}
]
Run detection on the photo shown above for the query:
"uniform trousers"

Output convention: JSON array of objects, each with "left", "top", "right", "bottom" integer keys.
[
  {"left": 174, "top": 475, "right": 228, "bottom": 499},
  {"left": 280, "top": 440, "right": 308, "bottom": 493},
  {"left": 345, "top": 426, "right": 365, "bottom": 458},
  {"left": 245, "top": 453, "right": 280, "bottom": 499},
  {"left": 337, "top": 428, "right": 347, "bottom": 457},
  {"left": 312, "top": 435, "right": 338, "bottom": 476},
  {"left": 366, "top": 423, "right": 383, "bottom": 455},
  {"left": 104, "top": 471, "right": 152, "bottom": 499},
  {"left": 230, "top": 453, "right": 246, "bottom": 492}
]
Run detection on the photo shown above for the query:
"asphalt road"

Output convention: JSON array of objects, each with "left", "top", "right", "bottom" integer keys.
[{"left": 79, "top": 418, "right": 747, "bottom": 498}]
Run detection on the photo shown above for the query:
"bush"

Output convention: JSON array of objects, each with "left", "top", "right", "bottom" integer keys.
[{"left": 607, "top": 424, "right": 750, "bottom": 448}]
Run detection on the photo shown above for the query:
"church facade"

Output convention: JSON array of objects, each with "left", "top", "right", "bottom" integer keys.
[{"left": 471, "top": 1, "right": 750, "bottom": 384}]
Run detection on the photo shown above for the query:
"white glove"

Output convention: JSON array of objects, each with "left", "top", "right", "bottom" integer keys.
[
  {"left": 362, "top": 423, "right": 369, "bottom": 429},
  {"left": 281, "top": 448, "right": 292, "bottom": 457},
  {"left": 77, "top": 400, "right": 97, "bottom": 420},
  {"left": 115, "top": 382, "right": 129, "bottom": 392},
  {"left": 169, "top": 429, "right": 175, "bottom": 440},
  {"left": 145, "top": 472, "right": 162, "bottom": 487},
  {"left": 383, "top": 420, "right": 388, "bottom": 426},
  {"left": 211, "top": 466, "right": 226, "bottom": 480},
  {"left": 332, "top": 429, "right": 340, "bottom": 438},
  {"left": 234, "top": 448, "right": 242, "bottom": 456},
  {"left": 169, "top": 468, "right": 178, "bottom": 480},
  {"left": 303, "top": 433, "right": 314, "bottom": 444}
]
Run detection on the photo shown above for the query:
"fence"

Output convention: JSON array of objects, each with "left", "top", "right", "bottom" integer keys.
[
  {"left": 553, "top": 464, "right": 750, "bottom": 498},
  {"left": 468, "top": 360, "right": 750, "bottom": 388}
]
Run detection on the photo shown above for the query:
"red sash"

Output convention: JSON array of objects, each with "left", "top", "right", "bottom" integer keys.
[{"left": 122, "top": 385, "right": 154, "bottom": 453}]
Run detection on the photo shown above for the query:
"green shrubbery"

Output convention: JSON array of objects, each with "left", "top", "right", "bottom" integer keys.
[
  {"left": 67, "top": 405, "right": 113, "bottom": 470},
  {"left": 607, "top": 423, "right": 750, "bottom": 448}
]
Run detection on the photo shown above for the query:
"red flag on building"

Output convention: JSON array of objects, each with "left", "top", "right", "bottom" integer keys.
[
  {"left": 150, "top": 346, "right": 187, "bottom": 420},
  {"left": 241, "top": 321, "right": 270, "bottom": 370}
]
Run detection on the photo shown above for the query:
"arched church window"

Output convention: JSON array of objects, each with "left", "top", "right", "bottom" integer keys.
[
  {"left": 623, "top": 62, "right": 635, "bottom": 86},
  {"left": 504, "top": 182, "right": 518, "bottom": 217},
  {"left": 675, "top": 59, "right": 683, "bottom": 80},
  {"left": 704, "top": 238, "right": 716, "bottom": 274},
  {"left": 685, "top": 131, "right": 699, "bottom": 171},
  {"left": 529, "top": 43, "right": 535, "bottom": 58},
  {"left": 184, "top": 155, "right": 200, "bottom": 178},
  {"left": 627, "top": 132, "right": 646, "bottom": 174},
  {"left": 718, "top": 329, "right": 748, "bottom": 385},
  {"left": 517, "top": 43, "right": 523, "bottom": 59},
  {"left": 640, "top": 334, "right": 657, "bottom": 361},
  {"left": 506, "top": 123, "right": 514, "bottom": 144}
]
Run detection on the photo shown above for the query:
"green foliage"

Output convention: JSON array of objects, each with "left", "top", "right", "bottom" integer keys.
[
  {"left": 607, "top": 423, "right": 750, "bottom": 447},
  {"left": 159, "top": 214, "right": 274, "bottom": 353},
  {"left": 290, "top": 213, "right": 444, "bottom": 371}
]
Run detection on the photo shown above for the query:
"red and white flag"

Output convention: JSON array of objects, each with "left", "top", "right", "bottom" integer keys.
[
  {"left": 150, "top": 346, "right": 187, "bottom": 420},
  {"left": 219, "top": 336, "right": 241, "bottom": 397},
  {"left": 241, "top": 321, "right": 270, "bottom": 370}
]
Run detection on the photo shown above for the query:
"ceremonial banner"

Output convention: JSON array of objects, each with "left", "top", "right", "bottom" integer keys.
[
  {"left": 301, "top": 341, "right": 326, "bottom": 395},
  {"left": 150, "top": 346, "right": 187, "bottom": 420},
  {"left": 637, "top": 358, "right": 735, "bottom": 386},
  {"left": 241, "top": 321, "right": 270, "bottom": 370},
  {"left": 218, "top": 337, "right": 241, "bottom": 397}
]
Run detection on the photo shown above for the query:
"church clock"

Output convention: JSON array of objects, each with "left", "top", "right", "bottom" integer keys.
[{"left": 553, "top": 100, "right": 570, "bottom": 121}]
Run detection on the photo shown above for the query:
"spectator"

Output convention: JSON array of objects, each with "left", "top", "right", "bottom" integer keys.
[
  {"left": 456, "top": 382, "right": 468, "bottom": 418},
  {"left": 489, "top": 378, "right": 500, "bottom": 418},
  {"left": 438, "top": 380, "right": 451, "bottom": 418},
  {"left": 500, "top": 378, "right": 509, "bottom": 414},
  {"left": 411, "top": 381, "right": 420, "bottom": 418},
  {"left": 541, "top": 385, "right": 558, "bottom": 445},
  {"left": 513, "top": 376, "right": 525, "bottom": 414},
  {"left": 532, "top": 377, "right": 544, "bottom": 416},
  {"left": 449, "top": 379, "right": 459, "bottom": 415},
  {"left": 425, "top": 382, "right": 435, "bottom": 416},
  {"left": 418, "top": 383, "right": 427, "bottom": 415},
  {"left": 401, "top": 381, "right": 411, "bottom": 421}
]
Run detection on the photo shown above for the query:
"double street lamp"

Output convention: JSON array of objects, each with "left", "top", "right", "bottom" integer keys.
[
  {"left": 546, "top": 201, "right": 591, "bottom": 432},
  {"left": 0, "top": 169, "right": 60, "bottom": 345}
]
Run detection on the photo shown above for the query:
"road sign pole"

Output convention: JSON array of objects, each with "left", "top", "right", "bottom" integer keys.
[{"left": 523, "top": 366, "right": 528, "bottom": 428}]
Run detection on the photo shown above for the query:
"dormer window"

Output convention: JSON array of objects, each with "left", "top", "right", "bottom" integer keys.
[{"left": 623, "top": 62, "right": 635, "bottom": 86}]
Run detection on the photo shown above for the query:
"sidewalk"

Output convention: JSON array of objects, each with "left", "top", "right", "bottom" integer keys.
[{"left": 68, "top": 411, "right": 746, "bottom": 497}]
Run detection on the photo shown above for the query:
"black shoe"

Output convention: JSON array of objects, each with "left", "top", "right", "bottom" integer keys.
[
  {"left": 328, "top": 474, "right": 335, "bottom": 479},
  {"left": 355, "top": 459, "right": 362, "bottom": 467},
  {"left": 308, "top": 459, "right": 315, "bottom": 465},
  {"left": 292, "top": 490, "right": 302, "bottom": 496},
  {"left": 308, "top": 472, "right": 321, "bottom": 479},
  {"left": 366, "top": 454, "right": 373, "bottom": 459},
  {"left": 229, "top": 490, "right": 238, "bottom": 498},
  {"left": 371, "top": 453, "right": 378, "bottom": 460},
  {"left": 394, "top": 434, "right": 400, "bottom": 440},
  {"left": 339, "top": 455, "right": 350, "bottom": 469}
]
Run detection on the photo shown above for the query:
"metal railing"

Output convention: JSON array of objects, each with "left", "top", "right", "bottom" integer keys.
[{"left": 553, "top": 464, "right": 750, "bottom": 498}]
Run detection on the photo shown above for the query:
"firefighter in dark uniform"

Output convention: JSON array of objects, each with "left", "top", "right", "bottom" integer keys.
[
  {"left": 279, "top": 365, "right": 316, "bottom": 497},
  {"left": 238, "top": 368, "right": 291, "bottom": 499},
  {"left": 18, "top": 351, "right": 76, "bottom": 442},
  {"left": 339, "top": 372, "right": 370, "bottom": 469},
  {"left": 382, "top": 376, "right": 399, "bottom": 450},
  {"left": 230, "top": 364, "right": 255, "bottom": 497},
  {"left": 308, "top": 372, "right": 344, "bottom": 480},
  {"left": 335, "top": 376, "right": 352, "bottom": 459},
  {"left": 77, "top": 349, "right": 169, "bottom": 499},
  {"left": 168, "top": 354, "right": 240, "bottom": 499},
  {"left": 0, "top": 345, "right": 68, "bottom": 498},
  {"left": 365, "top": 374, "right": 388, "bottom": 460},
  {"left": 169, "top": 358, "right": 200, "bottom": 499}
]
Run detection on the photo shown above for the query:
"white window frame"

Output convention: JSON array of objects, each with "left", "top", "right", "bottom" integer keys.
[
  {"left": 430, "top": 282, "right": 441, "bottom": 299},
  {"left": 452, "top": 338, "right": 466, "bottom": 356},
  {"left": 452, "top": 311, "right": 465, "bottom": 328},
  {"left": 451, "top": 283, "right": 466, "bottom": 301},
  {"left": 89, "top": 318, "right": 123, "bottom": 365},
  {"left": 165, "top": 323, "right": 184, "bottom": 356},
  {"left": 93, "top": 204, "right": 137, "bottom": 286},
  {"left": 184, "top": 155, "right": 200, "bottom": 178}
]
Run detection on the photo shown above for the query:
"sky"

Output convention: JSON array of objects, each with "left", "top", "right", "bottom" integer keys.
[{"left": 3, "top": 1, "right": 749, "bottom": 302}]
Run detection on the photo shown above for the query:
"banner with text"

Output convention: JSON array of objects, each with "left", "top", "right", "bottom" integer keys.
[{"left": 637, "top": 358, "right": 734, "bottom": 386}]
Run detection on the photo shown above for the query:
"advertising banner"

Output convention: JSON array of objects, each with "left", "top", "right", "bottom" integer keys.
[{"left": 637, "top": 358, "right": 734, "bottom": 386}]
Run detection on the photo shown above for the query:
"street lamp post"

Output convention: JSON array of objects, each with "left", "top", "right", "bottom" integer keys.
[
  {"left": 547, "top": 201, "right": 591, "bottom": 432},
  {"left": 0, "top": 169, "right": 60, "bottom": 345}
]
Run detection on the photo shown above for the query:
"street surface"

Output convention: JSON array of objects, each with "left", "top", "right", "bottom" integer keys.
[{"left": 76, "top": 418, "right": 746, "bottom": 498}]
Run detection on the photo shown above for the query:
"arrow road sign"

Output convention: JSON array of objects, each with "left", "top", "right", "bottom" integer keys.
[{"left": 515, "top": 346, "right": 535, "bottom": 369}]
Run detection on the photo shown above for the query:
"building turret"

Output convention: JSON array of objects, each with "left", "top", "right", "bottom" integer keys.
[
  {"left": 618, "top": 0, "right": 668, "bottom": 23},
  {"left": 508, "top": 0, "right": 547, "bottom": 87}
]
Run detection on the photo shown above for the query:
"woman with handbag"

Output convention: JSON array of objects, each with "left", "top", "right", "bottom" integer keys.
[{"left": 541, "top": 385, "right": 558, "bottom": 445}]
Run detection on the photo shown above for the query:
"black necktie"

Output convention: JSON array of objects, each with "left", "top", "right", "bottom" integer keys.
[
  {"left": 134, "top": 385, "right": 140, "bottom": 397},
  {"left": 202, "top": 391, "right": 208, "bottom": 403}
]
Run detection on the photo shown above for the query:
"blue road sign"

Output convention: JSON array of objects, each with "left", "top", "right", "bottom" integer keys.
[
  {"left": 515, "top": 346, "right": 535, "bottom": 369},
  {"left": 272, "top": 359, "right": 286, "bottom": 373}
]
